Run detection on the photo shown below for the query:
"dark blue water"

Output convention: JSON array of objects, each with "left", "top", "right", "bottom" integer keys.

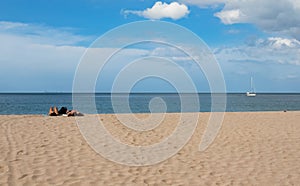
[{"left": 0, "top": 93, "right": 300, "bottom": 115}]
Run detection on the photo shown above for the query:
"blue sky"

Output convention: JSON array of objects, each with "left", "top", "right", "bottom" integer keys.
[{"left": 0, "top": 0, "right": 300, "bottom": 92}]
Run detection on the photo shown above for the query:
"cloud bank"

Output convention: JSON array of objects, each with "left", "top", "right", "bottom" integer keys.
[
  {"left": 214, "top": 37, "right": 300, "bottom": 66},
  {"left": 182, "top": 0, "right": 300, "bottom": 40},
  {"left": 1, "top": 20, "right": 300, "bottom": 92},
  {"left": 0, "top": 21, "right": 148, "bottom": 91},
  {"left": 124, "top": 1, "right": 190, "bottom": 20}
]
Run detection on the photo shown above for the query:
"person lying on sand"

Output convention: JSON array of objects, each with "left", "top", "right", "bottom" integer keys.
[{"left": 48, "top": 107, "right": 83, "bottom": 117}]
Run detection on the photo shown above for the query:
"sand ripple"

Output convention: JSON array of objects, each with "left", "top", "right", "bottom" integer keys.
[{"left": 0, "top": 112, "right": 300, "bottom": 185}]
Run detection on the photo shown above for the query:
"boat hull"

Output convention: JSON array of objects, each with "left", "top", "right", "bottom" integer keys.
[{"left": 246, "top": 92, "right": 256, "bottom": 97}]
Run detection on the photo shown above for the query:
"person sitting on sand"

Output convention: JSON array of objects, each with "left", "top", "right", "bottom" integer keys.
[{"left": 48, "top": 106, "right": 83, "bottom": 117}]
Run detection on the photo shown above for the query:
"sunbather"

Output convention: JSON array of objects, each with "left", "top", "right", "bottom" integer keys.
[
  {"left": 48, "top": 106, "right": 83, "bottom": 117},
  {"left": 66, "top": 110, "right": 84, "bottom": 116}
]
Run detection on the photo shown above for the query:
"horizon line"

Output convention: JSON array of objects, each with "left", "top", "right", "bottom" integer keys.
[{"left": 1, "top": 91, "right": 300, "bottom": 94}]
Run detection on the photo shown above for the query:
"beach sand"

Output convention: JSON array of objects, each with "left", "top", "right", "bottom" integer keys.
[{"left": 0, "top": 111, "right": 300, "bottom": 185}]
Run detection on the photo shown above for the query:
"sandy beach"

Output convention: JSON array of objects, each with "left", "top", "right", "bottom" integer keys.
[{"left": 1, "top": 111, "right": 300, "bottom": 185}]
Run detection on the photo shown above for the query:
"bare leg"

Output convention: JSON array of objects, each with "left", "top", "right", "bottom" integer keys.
[
  {"left": 48, "top": 107, "right": 57, "bottom": 116},
  {"left": 53, "top": 107, "right": 59, "bottom": 115},
  {"left": 48, "top": 107, "right": 53, "bottom": 116}
]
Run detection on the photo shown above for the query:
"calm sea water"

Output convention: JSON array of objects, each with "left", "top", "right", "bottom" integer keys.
[{"left": 0, "top": 93, "right": 300, "bottom": 115}]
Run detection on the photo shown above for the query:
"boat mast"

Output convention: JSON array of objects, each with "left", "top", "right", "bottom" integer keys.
[
  {"left": 251, "top": 77, "right": 253, "bottom": 92},
  {"left": 250, "top": 77, "right": 255, "bottom": 93}
]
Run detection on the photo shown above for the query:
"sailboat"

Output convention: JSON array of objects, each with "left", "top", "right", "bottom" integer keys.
[{"left": 246, "top": 77, "right": 256, "bottom": 97}]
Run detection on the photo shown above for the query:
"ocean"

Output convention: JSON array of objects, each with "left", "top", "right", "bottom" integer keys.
[{"left": 0, "top": 93, "right": 300, "bottom": 115}]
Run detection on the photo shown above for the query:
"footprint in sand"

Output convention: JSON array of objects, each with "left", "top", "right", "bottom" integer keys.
[
  {"left": 17, "top": 150, "right": 24, "bottom": 156},
  {"left": 18, "top": 174, "right": 28, "bottom": 179}
]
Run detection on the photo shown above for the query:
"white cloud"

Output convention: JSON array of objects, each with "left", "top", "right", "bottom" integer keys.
[
  {"left": 261, "top": 37, "right": 300, "bottom": 49},
  {"left": 181, "top": 0, "right": 300, "bottom": 40},
  {"left": 214, "top": 9, "right": 245, "bottom": 24},
  {"left": 214, "top": 37, "right": 300, "bottom": 66},
  {"left": 123, "top": 1, "right": 190, "bottom": 20}
]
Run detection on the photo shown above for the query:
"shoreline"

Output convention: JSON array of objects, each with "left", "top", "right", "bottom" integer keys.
[{"left": 0, "top": 110, "right": 299, "bottom": 116}]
